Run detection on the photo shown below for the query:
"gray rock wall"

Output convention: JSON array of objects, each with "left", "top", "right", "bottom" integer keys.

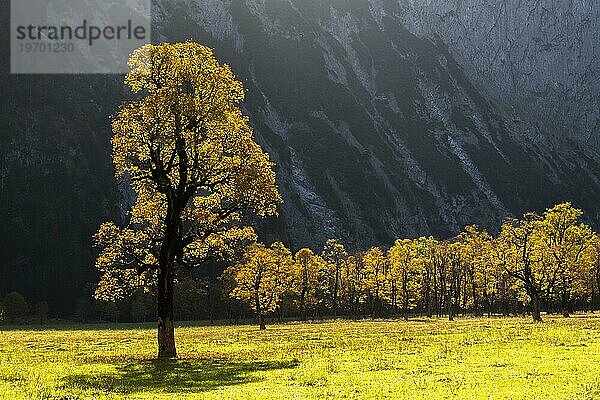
[{"left": 397, "top": 0, "right": 600, "bottom": 146}]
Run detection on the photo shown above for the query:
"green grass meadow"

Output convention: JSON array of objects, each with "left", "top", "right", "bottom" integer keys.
[{"left": 1, "top": 315, "right": 600, "bottom": 399}]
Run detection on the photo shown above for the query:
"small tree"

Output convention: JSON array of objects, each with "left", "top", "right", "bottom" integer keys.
[
  {"left": 431, "top": 239, "right": 449, "bottom": 318},
  {"left": 538, "top": 203, "right": 594, "bottom": 317},
  {"left": 388, "top": 239, "right": 422, "bottom": 320},
  {"left": 342, "top": 254, "right": 365, "bottom": 320},
  {"left": 477, "top": 240, "right": 503, "bottom": 317},
  {"left": 362, "top": 247, "right": 389, "bottom": 317},
  {"left": 93, "top": 42, "right": 281, "bottom": 358},
  {"left": 445, "top": 241, "right": 465, "bottom": 321},
  {"left": 460, "top": 226, "right": 494, "bottom": 315},
  {"left": 498, "top": 213, "right": 547, "bottom": 322},
  {"left": 225, "top": 242, "right": 293, "bottom": 329},
  {"left": 2, "top": 292, "right": 29, "bottom": 321},
  {"left": 292, "top": 248, "right": 324, "bottom": 321}
]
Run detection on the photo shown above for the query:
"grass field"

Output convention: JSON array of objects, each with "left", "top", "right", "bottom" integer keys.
[{"left": 1, "top": 315, "right": 600, "bottom": 399}]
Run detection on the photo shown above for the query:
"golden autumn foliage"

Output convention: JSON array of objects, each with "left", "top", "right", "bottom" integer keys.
[
  {"left": 291, "top": 248, "right": 325, "bottom": 320},
  {"left": 94, "top": 46, "right": 599, "bottom": 339},
  {"left": 538, "top": 203, "right": 595, "bottom": 315},
  {"left": 94, "top": 42, "right": 282, "bottom": 356},
  {"left": 225, "top": 242, "right": 293, "bottom": 329},
  {"left": 223, "top": 203, "right": 599, "bottom": 325},
  {"left": 362, "top": 247, "right": 390, "bottom": 316},
  {"left": 95, "top": 42, "right": 281, "bottom": 299},
  {"left": 388, "top": 239, "right": 426, "bottom": 318},
  {"left": 321, "top": 239, "right": 348, "bottom": 317},
  {"left": 497, "top": 203, "right": 596, "bottom": 321}
]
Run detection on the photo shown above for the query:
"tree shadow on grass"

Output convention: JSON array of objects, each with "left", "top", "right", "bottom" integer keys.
[{"left": 64, "top": 358, "right": 299, "bottom": 394}]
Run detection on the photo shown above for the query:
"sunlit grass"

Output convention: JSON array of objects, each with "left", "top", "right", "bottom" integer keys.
[{"left": 1, "top": 315, "right": 599, "bottom": 399}]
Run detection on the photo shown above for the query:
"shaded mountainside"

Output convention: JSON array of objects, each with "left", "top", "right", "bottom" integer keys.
[
  {"left": 154, "top": 0, "right": 600, "bottom": 244},
  {"left": 1, "top": 0, "right": 600, "bottom": 314},
  {"left": 0, "top": 4, "right": 123, "bottom": 312},
  {"left": 398, "top": 0, "right": 600, "bottom": 146}
]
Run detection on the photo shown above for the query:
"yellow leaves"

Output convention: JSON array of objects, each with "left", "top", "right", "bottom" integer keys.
[
  {"left": 94, "top": 268, "right": 156, "bottom": 302},
  {"left": 94, "top": 41, "right": 283, "bottom": 302},
  {"left": 186, "top": 226, "right": 258, "bottom": 263},
  {"left": 93, "top": 222, "right": 120, "bottom": 246},
  {"left": 225, "top": 242, "right": 294, "bottom": 315},
  {"left": 112, "top": 41, "right": 281, "bottom": 213},
  {"left": 322, "top": 239, "right": 348, "bottom": 278},
  {"left": 226, "top": 203, "right": 596, "bottom": 319},
  {"left": 292, "top": 249, "right": 324, "bottom": 286},
  {"left": 543, "top": 202, "right": 583, "bottom": 228},
  {"left": 387, "top": 240, "right": 426, "bottom": 308},
  {"left": 363, "top": 247, "right": 387, "bottom": 269},
  {"left": 124, "top": 42, "right": 243, "bottom": 102},
  {"left": 495, "top": 203, "right": 598, "bottom": 307},
  {"left": 537, "top": 203, "right": 595, "bottom": 299}
]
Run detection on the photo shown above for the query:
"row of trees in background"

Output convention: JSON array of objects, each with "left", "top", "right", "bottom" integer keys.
[
  {"left": 3, "top": 202, "right": 598, "bottom": 329},
  {"left": 224, "top": 203, "right": 600, "bottom": 328}
]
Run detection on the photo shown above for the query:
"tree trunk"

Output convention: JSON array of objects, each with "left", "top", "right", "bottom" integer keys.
[
  {"left": 156, "top": 190, "right": 185, "bottom": 359},
  {"left": 157, "top": 262, "right": 177, "bottom": 358},
  {"left": 561, "top": 292, "right": 571, "bottom": 318},
  {"left": 259, "top": 314, "right": 266, "bottom": 330},
  {"left": 530, "top": 292, "right": 543, "bottom": 323}
]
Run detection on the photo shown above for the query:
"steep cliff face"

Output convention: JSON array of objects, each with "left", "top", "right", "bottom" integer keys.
[
  {"left": 397, "top": 0, "right": 600, "bottom": 146},
  {"left": 2, "top": 0, "right": 600, "bottom": 313},
  {"left": 154, "top": 0, "right": 600, "bottom": 248}
]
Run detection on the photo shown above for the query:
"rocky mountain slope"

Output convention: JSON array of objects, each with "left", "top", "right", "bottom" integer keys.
[
  {"left": 1, "top": 0, "right": 600, "bottom": 313},
  {"left": 154, "top": 0, "right": 600, "bottom": 246},
  {"left": 398, "top": 0, "right": 600, "bottom": 146}
]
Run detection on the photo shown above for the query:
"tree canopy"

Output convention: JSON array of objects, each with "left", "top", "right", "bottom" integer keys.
[
  {"left": 222, "top": 203, "right": 600, "bottom": 325},
  {"left": 94, "top": 42, "right": 281, "bottom": 357}
]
